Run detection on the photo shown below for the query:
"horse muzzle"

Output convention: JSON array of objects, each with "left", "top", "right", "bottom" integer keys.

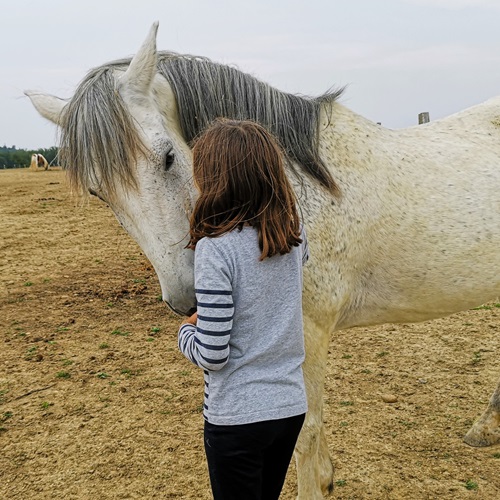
[{"left": 164, "top": 299, "right": 196, "bottom": 317}]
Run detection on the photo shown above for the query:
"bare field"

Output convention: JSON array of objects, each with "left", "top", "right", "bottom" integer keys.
[{"left": 1, "top": 168, "right": 499, "bottom": 499}]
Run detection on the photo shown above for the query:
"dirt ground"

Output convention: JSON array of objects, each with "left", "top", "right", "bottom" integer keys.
[{"left": 1, "top": 168, "right": 499, "bottom": 499}]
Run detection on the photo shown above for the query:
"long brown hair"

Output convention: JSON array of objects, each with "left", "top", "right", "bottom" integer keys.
[{"left": 187, "top": 119, "right": 302, "bottom": 260}]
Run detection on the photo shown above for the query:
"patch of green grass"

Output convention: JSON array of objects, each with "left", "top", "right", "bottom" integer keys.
[
  {"left": 156, "top": 295, "right": 163, "bottom": 302},
  {"left": 24, "top": 346, "right": 37, "bottom": 360},
  {"left": 41, "top": 401, "right": 53, "bottom": 410},
  {"left": 151, "top": 326, "right": 161, "bottom": 334},
  {"left": 341, "top": 354, "right": 352, "bottom": 359},
  {"left": 340, "top": 401, "right": 354, "bottom": 407},
  {"left": 0, "top": 390, "right": 8, "bottom": 404},
  {"left": 472, "top": 303, "right": 500, "bottom": 310},
  {"left": 62, "top": 359, "right": 73, "bottom": 366},
  {"left": 2, "top": 411, "right": 13, "bottom": 422},
  {"left": 99, "top": 343, "right": 109, "bottom": 349},
  {"left": 464, "top": 479, "right": 478, "bottom": 491},
  {"left": 335, "top": 480, "right": 347, "bottom": 487},
  {"left": 120, "top": 369, "right": 136, "bottom": 378},
  {"left": 146, "top": 337, "right": 155, "bottom": 342},
  {"left": 55, "top": 371, "right": 71, "bottom": 379},
  {"left": 471, "top": 351, "right": 482, "bottom": 365},
  {"left": 106, "top": 302, "right": 115, "bottom": 308},
  {"left": 111, "top": 328, "right": 129, "bottom": 337},
  {"left": 493, "top": 453, "right": 500, "bottom": 459},
  {"left": 360, "top": 369, "right": 372, "bottom": 374},
  {"left": 23, "top": 281, "right": 33, "bottom": 287},
  {"left": 377, "top": 351, "right": 389, "bottom": 357},
  {"left": 133, "top": 278, "right": 146, "bottom": 284},
  {"left": 56, "top": 326, "right": 70, "bottom": 332},
  {"left": 97, "top": 372, "right": 110, "bottom": 379},
  {"left": 340, "top": 421, "right": 349, "bottom": 427}
]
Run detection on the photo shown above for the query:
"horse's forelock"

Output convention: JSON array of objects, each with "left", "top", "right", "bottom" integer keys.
[{"left": 60, "top": 65, "right": 145, "bottom": 198}]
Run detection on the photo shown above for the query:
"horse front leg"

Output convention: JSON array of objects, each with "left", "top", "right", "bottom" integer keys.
[
  {"left": 294, "top": 315, "right": 334, "bottom": 499},
  {"left": 464, "top": 376, "right": 500, "bottom": 447}
]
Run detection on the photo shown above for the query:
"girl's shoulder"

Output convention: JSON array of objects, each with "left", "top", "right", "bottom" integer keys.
[
  {"left": 200, "top": 226, "right": 256, "bottom": 246},
  {"left": 197, "top": 227, "right": 256, "bottom": 255}
]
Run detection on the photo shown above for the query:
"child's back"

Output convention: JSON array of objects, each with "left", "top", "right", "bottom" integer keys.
[{"left": 192, "top": 225, "right": 308, "bottom": 425}]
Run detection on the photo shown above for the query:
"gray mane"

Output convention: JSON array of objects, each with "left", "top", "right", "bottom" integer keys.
[{"left": 61, "top": 52, "right": 343, "bottom": 196}]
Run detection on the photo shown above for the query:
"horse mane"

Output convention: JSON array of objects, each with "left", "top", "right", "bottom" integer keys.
[
  {"left": 61, "top": 52, "right": 343, "bottom": 196},
  {"left": 156, "top": 53, "right": 343, "bottom": 193}
]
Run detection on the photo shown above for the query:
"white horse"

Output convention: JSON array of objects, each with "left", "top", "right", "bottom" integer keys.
[{"left": 26, "top": 23, "right": 500, "bottom": 499}]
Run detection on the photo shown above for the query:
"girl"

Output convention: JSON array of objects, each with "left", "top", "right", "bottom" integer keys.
[{"left": 178, "top": 119, "right": 309, "bottom": 500}]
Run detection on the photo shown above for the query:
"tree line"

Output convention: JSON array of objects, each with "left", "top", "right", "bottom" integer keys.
[{"left": 0, "top": 146, "right": 58, "bottom": 169}]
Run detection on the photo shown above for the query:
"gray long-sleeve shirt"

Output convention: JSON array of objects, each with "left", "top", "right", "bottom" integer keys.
[{"left": 178, "top": 225, "right": 308, "bottom": 425}]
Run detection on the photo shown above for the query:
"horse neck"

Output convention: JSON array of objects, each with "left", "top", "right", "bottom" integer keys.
[
  {"left": 318, "top": 102, "right": 391, "bottom": 174},
  {"left": 320, "top": 101, "right": 385, "bottom": 141}
]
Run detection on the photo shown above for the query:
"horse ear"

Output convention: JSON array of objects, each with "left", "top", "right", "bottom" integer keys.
[
  {"left": 24, "top": 91, "right": 67, "bottom": 126},
  {"left": 119, "top": 22, "right": 159, "bottom": 97}
]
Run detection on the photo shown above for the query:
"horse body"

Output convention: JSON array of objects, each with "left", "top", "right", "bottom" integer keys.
[
  {"left": 26, "top": 24, "right": 500, "bottom": 499},
  {"left": 314, "top": 99, "right": 500, "bottom": 331}
]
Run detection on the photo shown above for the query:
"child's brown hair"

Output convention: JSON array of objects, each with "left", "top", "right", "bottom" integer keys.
[{"left": 187, "top": 119, "right": 302, "bottom": 260}]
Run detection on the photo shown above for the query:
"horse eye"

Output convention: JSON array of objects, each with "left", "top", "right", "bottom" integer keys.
[{"left": 165, "top": 150, "right": 175, "bottom": 171}]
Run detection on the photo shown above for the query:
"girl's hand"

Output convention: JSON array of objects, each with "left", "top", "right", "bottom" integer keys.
[{"left": 181, "top": 311, "right": 197, "bottom": 326}]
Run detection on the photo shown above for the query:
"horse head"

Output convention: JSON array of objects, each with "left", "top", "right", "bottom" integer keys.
[
  {"left": 25, "top": 22, "right": 342, "bottom": 316},
  {"left": 25, "top": 23, "right": 197, "bottom": 316}
]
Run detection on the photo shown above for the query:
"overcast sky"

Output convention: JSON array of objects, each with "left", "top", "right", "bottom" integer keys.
[{"left": 1, "top": 0, "right": 499, "bottom": 149}]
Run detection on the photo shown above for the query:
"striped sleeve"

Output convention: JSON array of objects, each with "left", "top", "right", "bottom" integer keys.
[{"left": 178, "top": 239, "right": 234, "bottom": 371}]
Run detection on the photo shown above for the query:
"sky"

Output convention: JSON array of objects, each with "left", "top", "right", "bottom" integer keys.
[{"left": 1, "top": 0, "right": 499, "bottom": 149}]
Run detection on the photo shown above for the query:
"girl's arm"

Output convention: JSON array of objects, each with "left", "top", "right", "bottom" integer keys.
[{"left": 178, "top": 240, "right": 233, "bottom": 371}]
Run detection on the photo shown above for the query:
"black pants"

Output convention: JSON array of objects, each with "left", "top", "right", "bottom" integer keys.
[{"left": 204, "top": 413, "right": 305, "bottom": 500}]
